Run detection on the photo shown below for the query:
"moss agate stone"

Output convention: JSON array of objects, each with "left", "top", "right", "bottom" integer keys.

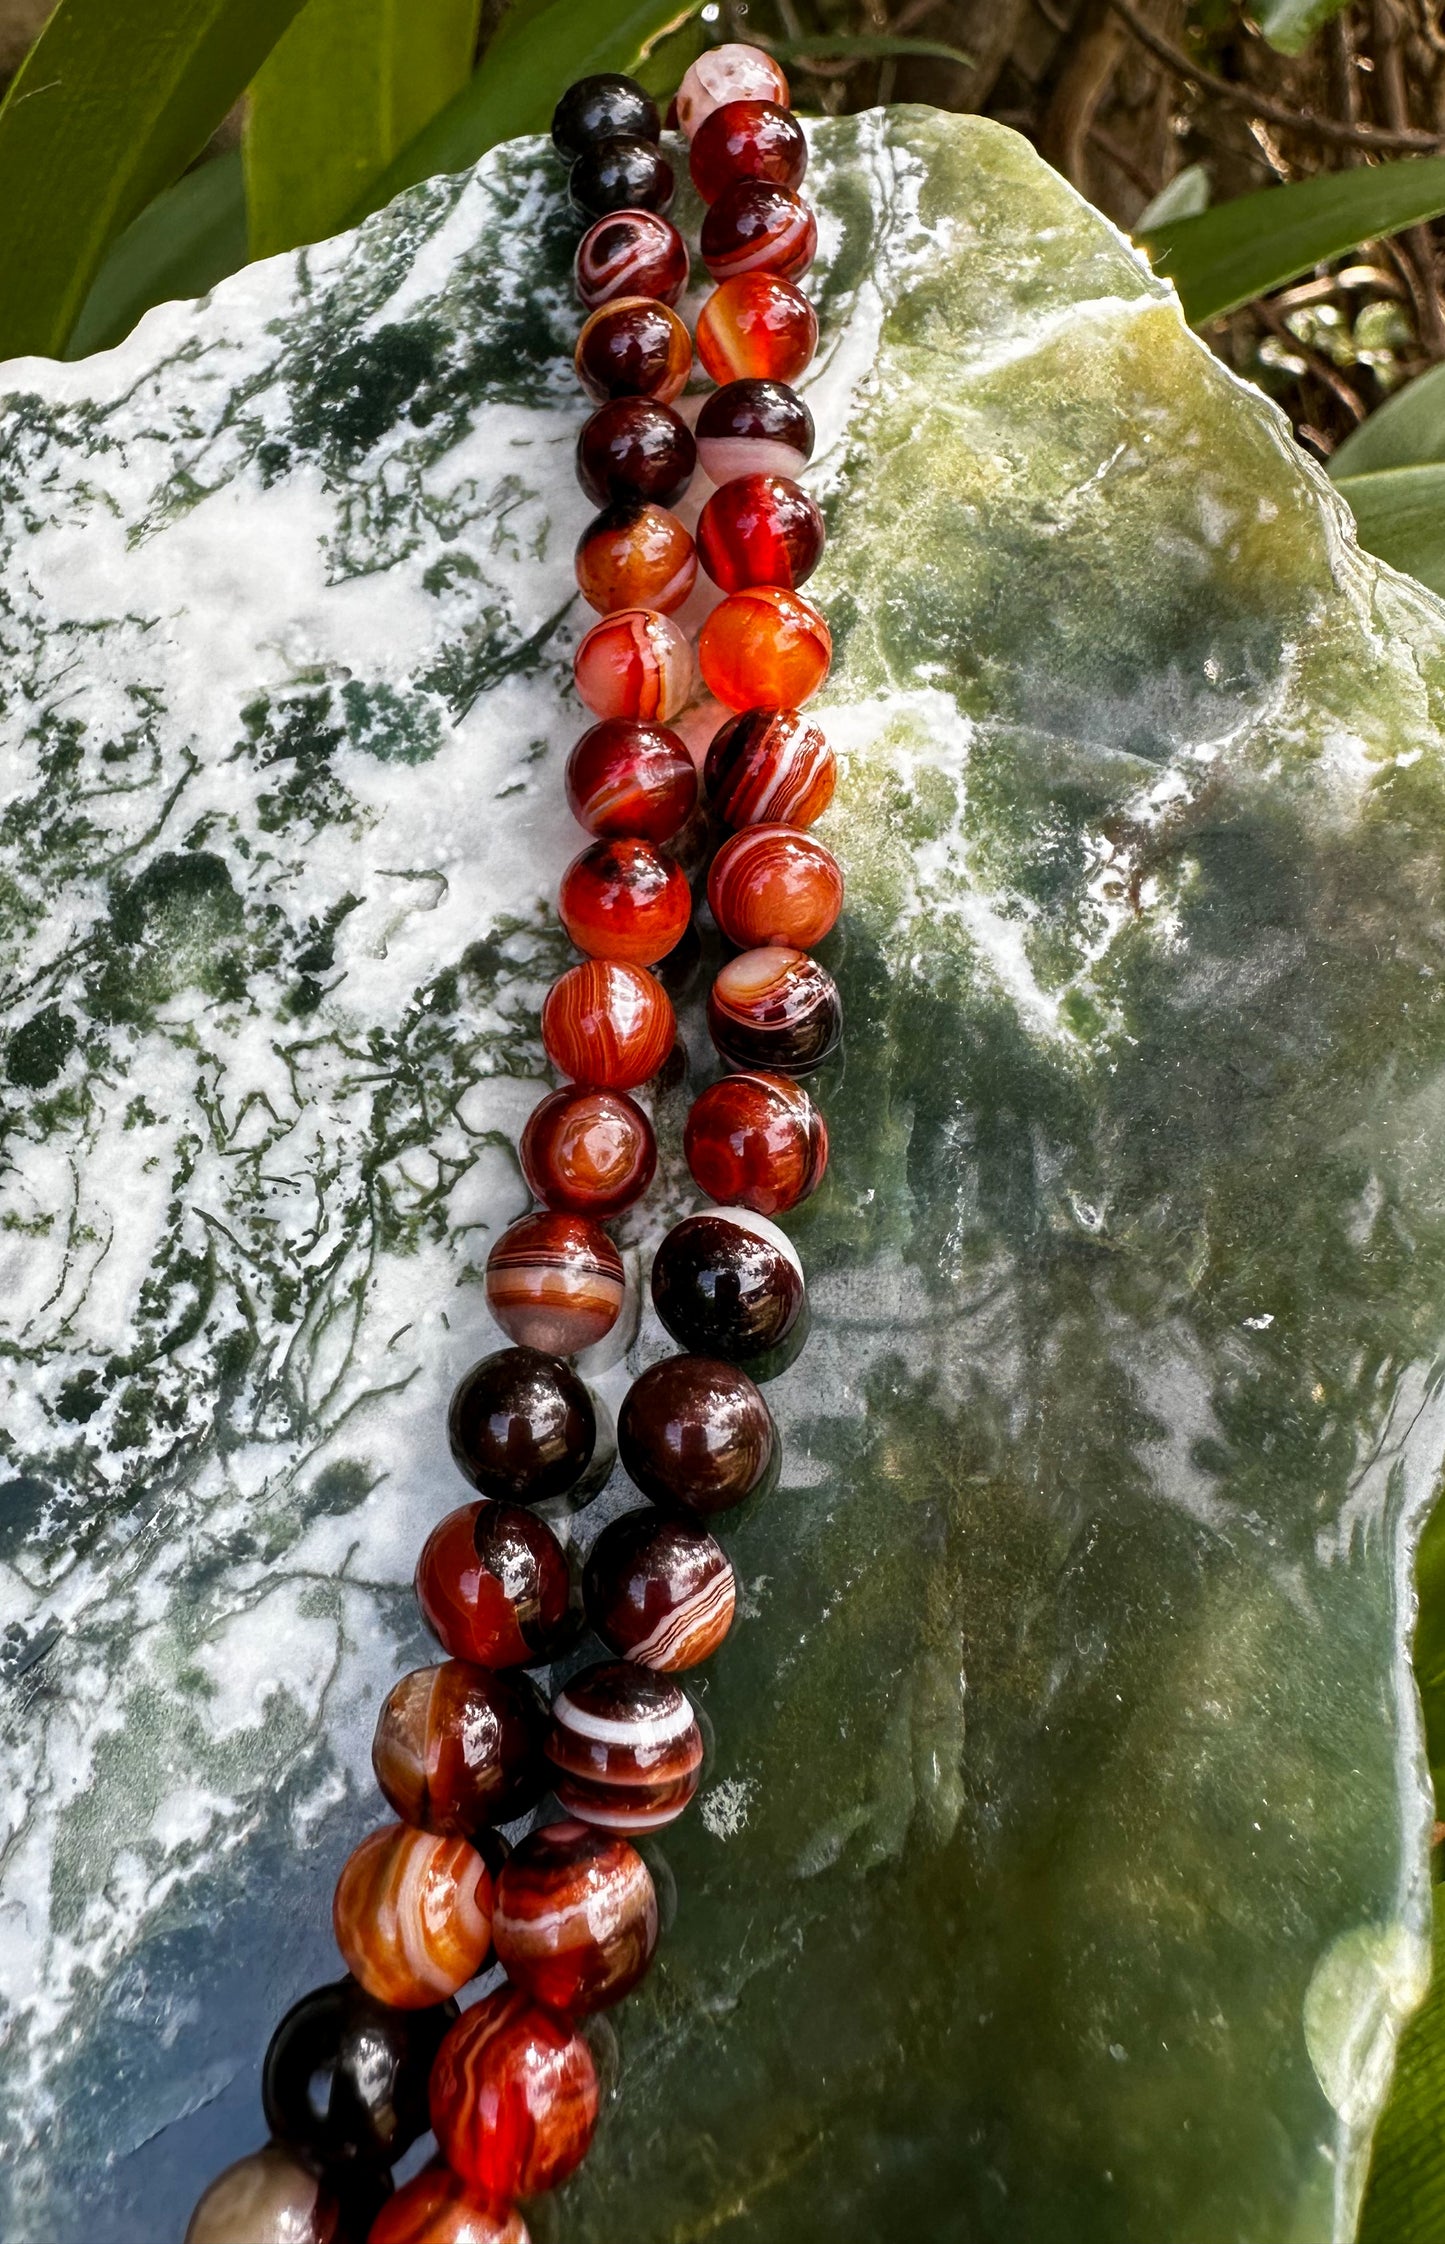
[{"left": 0, "top": 106, "right": 1442, "bottom": 2244}]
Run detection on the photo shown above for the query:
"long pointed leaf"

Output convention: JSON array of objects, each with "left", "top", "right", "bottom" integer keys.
[
  {"left": 66, "top": 149, "right": 247, "bottom": 360},
  {"left": 1253, "top": 0, "right": 1353, "bottom": 56},
  {"left": 1328, "top": 361, "right": 1445, "bottom": 480},
  {"left": 1333, "top": 463, "right": 1445, "bottom": 596}
]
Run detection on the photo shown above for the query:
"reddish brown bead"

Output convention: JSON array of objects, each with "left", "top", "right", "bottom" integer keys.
[
  {"left": 576, "top": 397, "right": 695, "bottom": 508},
  {"left": 493, "top": 1819, "right": 659, "bottom": 2013},
  {"left": 370, "top": 2164, "right": 529, "bottom": 2244},
  {"left": 619, "top": 1353, "right": 779, "bottom": 1515},
  {"left": 373, "top": 1662, "right": 550, "bottom": 1835},
  {"left": 416, "top": 1500, "right": 573, "bottom": 1668},
  {"left": 584, "top": 1507, "right": 736, "bottom": 1669},
  {"left": 183, "top": 2145, "right": 382, "bottom": 2244},
  {"left": 542, "top": 959, "right": 676, "bottom": 1089},
  {"left": 575, "top": 208, "right": 687, "bottom": 309},
  {"left": 701, "top": 180, "right": 817, "bottom": 283},
  {"left": 707, "top": 822, "right": 842, "bottom": 948},
  {"left": 520, "top": 1085, "right": 656, "bottom": 1218},
  {"left": 652, "top": 1207, "right": 805, "bottom": 1363},
  {"left": 548, "top": 1659, "right": 703, "bottom": 1831},
  {"left": 696, "top": 378, "right": 814, "bottom": 484},
  {"left": 704, "top": 706, "right": 835, "bottom": 828},
  {"left": 689, "top": 99, "right": 808, "bottom": 202},
  {"left": 708, "top": 944, "right": 842, "bottom": 1073},
  {"left": 569, "top": 138, "right": 674, "bottom": 221},
  {"left": 333, "top": 1824, "right": 493, "bottom": 2009},
  {"left": 575, "top": 295, "right": 691, "bottom": 405},
  {"left": 684, "top": 1070, "right": 828, "bottom": 1214},
  {"left": 697, "top": 472, "right": 824, "bottom": 593},
  {"left": 485, "top": 1210, "right": 624, "bottom": 1355},
  {"left": 566, "top": 717, "right": 698, "bottom": 843},
  {"left": 696, "top": 272, "right": 817, "bottom": 386},
  {"left": 575, "top": 500, "right": 696, "bottom": 615},
  {"left": 447, "top": 1347, "right": 595, "bottom": 1505},
  {"left": 559, "top": 836, "right": 692, "bottom": 967},
  {"left": 574, "top": 605, "right": 694, "bottom": 722},
  {"left": 677, "top": 45, "right": 790, "bottom": 139},
  {"left": 698, "top": 585, "right": 830, "bottom": 711},
  {"left": 429, "top": 1987, "right": 599, "bottom": 2197}
]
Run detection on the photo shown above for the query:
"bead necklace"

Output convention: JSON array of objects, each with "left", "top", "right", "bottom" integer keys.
[{"left": 183, "top": 41, "right": 840, "bottom": 2244}]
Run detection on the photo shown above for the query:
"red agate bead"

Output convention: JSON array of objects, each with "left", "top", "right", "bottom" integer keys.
[
  {"left": 584, "top": 1507, "right": 736, "bottom": 1669},
  {"left": 618, "top": 1354, "right": 779, "bottom": 1515},
  {"left": 574, "top": 606, "right": 694, "bottom": 722},
  {"left": 333, "top": 1825, "right": 493, "bottom": 2009},
  {"left": 678, "top": 51, "right": 792, "bottom": 143},
  {"left": 566, "top": 717, "right": 697, "bottom": 842},
  {"left": 430, "top": 1987, "right": 599, "bottom": 2196},
  {"left": 416, "top": 1500, "right": 572, "bottom": 1668},
  {"left": 576, "top": 397, "right": 695, "bottom": 508},
  {"left": 696, "top": 272, "right": 817, "bottom": 386},
  {"left": 575, "top": 501, "right": 696, "bottom": 615},
  {"left": 708, "top": 945, "right": 841, "bottom": 1073},
  {"left": 373, "top": 1662, "right": 551, "bottom": 1835},
  {"left": 690, "top": 101, "right": 808, "bottom": 204},
  {"left": 559, "top": 836, "right": 691, "bottom": 966},
  {"left": 705, "top": 706, "right": 835, "bottom": 827},
  {"left": 652, "top": 1206, "right": 805, "bottom": 1362},
  {"left": 696, "top": 378, "right": 814, "bottom": 484},
  {"left": 575, "top": 295, "right": 691, "bottom": 404},
  {"left": 548, "top": 1660, "right": 703, "bottom": 1830},
  {"left": 699, "top": 585, "right": 830, "bottom": 710},
  {"left": 493, "top": 1820, "right": 659, "bottom": 2012},
  {"left": 697, "top": 472, "right": 823, "bottom": 592},
  {"left": 543, "top": 958, "right": 675, "bottom": 1088},
  {"left": 485, "top": 1210, "right": 623, "bottom": 1355},
  {"left": 520, "top": 1085, "right": 656, "bottom": 1217},
  {"left": 708, "top": 823, "right": 842, "bottom": 948},
  {"left": 370, "top": 2164, "right": 529, "bottom": 2244},
  {"left": 685, "top": 1070, "right": 828, "bottom": 1214},
  {"left": 575, "top": 208, "right": 687, "bottom": 308},
  {"left": 701, "top": 179, "right": 817, "bottom": 283},
  {"left": 448, "top": 1347, "right": 595, "bottom": 1504}
]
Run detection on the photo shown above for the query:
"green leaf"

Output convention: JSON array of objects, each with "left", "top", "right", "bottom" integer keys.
[
  {"left": 1135, "top": 163, "right": 1210, "bottom": 233},
  {"left": 1412, "top": 1487, "right": 1445, "bottom": 1797},
  {"left": 350, "top": 0, "right": 705, "bottom": 220},
  {"left": 1332, "top": 463, "right": 1445, "bottom": 597},
  {"left": 1355, "top": 1883, "right": 1445, "bottom": 2241},
  {"left": 761, "top": 33, "right": 975, "bottom": 67},
  {"left": 245, "top": 0, "right": 482, "bottom": 260},
  {"left": 1141, "top": 158, "right": 1445, "bottom": 325},
  {"left": 1328, "top": 361, "right": 1445, "bottom": 480},
  {"left": 1252, "top": 0, "right": 1353, "bottom": 57},
  {"left": 0, "top": 0, "right": 309, "bottom": 361},
  {"left": 66, "top": 149, "right": 247, "bottom": 360}
]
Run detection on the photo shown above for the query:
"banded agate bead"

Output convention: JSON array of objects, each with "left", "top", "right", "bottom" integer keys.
[
  {"left": 430, "top": 1987, "right": 599, "bottom": 2196},
  {"left": 708, "top": 944, "right": 842, "bottom": 1073},
  {"left": 548, "top": 1660, "right": 704, "bottom": 1830},
  {"left": 701, "top": 180, "right": 817, "bottom": 283},
  {"left": 697, "top": 473, "right": 824, "bottom": 593},
  {"left": 566, "top": 717, "right": 697, "bottom": 842},
  {"left": 569, "top": 139, "right": 674, "bottom": 221},
  {"left": 575, "top": 501, "right": 696, "bottom": 615},
  {"left": 676, "top": 44, "right": 790, "bottom": 139},
  {"left": 521, "top": 1085, "right": 656, "bottom": 1218},
  {"left": 652, "top": 1206, "right": 804, "bottom": 1362},
  {"left": 575, "top": 296, "right": 691, "bottom": 405},
  {"left": 416, "top": 1501, "right": 572, "bottom": 1668},
  {"left": 373, "top": 1662, "right": 550, "bottom": 1833},
  {"left": 448, "top": 1347, "right": 595, "bottom": 1504},
  {"left": 551, "top": 74, "right": 660, "bottom": 162},
  {"left": 493, "top": 1819, "right": 659, "bottom": 2011},
  {"left": 584, "top": 1507, "right": 736, "bottom": 1668},
  {"left": 370, "top": 2165, "right": 530, "bottom": 2244},
  {"left": 577, "top": 397, "right": 695, "bottom": 508},
  {"left": 618, "top": 1354, "right": 779, "bottom": 1514},
  {"left": 559, "top": 837, "right": 691, "bottom": 966},
  {"left": 705, "top": 707, "right": 835, "bottom": 828},
  {"left": 708, "top": 823, "right": 842, "bottom": 948},
  {"left": 183, "top": 2145, "right": 385, "bottom": 2244},
  {"left": 332, "top": 1825, "right": 493, "bottom": 2009},
  {"left": 543, "top": 958, "right": 675, "bottom": 1088},
  {"left": 699, "top": 585, "right": 830, "bottom": 710},
  {"left": 575, "top": 209, "right": 687, "bottom": 309},
  {"left": 684, "top": 1071, "right": 828, "bottom": 1215},
  {"left": 696, "top": 273, "right": 817, "bottom": 386},
  {"left": 262, "top": 1976, "right": 454, "bottom": 2173},
  {"left": 485, "top": 1211, "right": 624, "bottom": 1355},
  {"left": 696, "top": 378, "right": 813, "bottom": 485},
  {"left": 574, "top": 606, "right": 694, "bottom": 722},
  {"left": 690, "top": 101, "right": 809, "bottom": 203}
]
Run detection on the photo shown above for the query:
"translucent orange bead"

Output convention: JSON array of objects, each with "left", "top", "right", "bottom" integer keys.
[
  {"left": 698, "top": 586, "right": 830, "bottom": 711},
  {"left": 559, "top": 836, "right": 692, "bottom": 965},
  {"left": 696, "top": 273, "right": 817, "bottom": 386},
  {"left": 332, "top": 1824, "right": 493, "bottom": 2008},
  {"left": 542, "top": 959, "right": 676, "bottom": 1088},
  {"left": 575, "top": 501, "right": 697, "bottom": 615},
  {"left": 575, "top": 295, "right": 692, "bottom": 405},
  {"left": 574, "top": 606, "right": 695, "bottom": 721},
  {"left": 707, "top": 823, "right": 842, "bottom": 948}
]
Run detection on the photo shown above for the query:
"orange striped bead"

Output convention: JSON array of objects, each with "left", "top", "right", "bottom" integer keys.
[
  {"left": 484, "top": 1210, "right": 624, "bottom": 1356},
  {"left": 370, "top": 2164, "right": 530, "bottom": 2244},
  {"left": 583, "top": 1508, "right": 737, "bottom": 1669},
  {"left": 541, "top": 959, "right": 675, "bottom": 1089},
  {"left": 707, "top": 823, "right": 842, "bottom": 949},
  {"left": 332, "top": 1824, "right": 493, "bottom": 2009},
  {"left": 574, "top": 606, "right": 695, "bottom": 722},
  {"left": 704, "top": 706, "right": 835, "bottom": 828},
  {"left": 430, "top": 1986, "right": 599, "bottom": 2197},
  {"left": 698, "top": 586, "right": 830, "bottom": 712},
  {"left": 695, "top": 272, "right": 817, "bottom": 386},
  {"left": 575, "top": 501, "right": 697, "bottom": 615},
  {"left": 493, "top": 1819, "right": 659, "bottom": 2013}
]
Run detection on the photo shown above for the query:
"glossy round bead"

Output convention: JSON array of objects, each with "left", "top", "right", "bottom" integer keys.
[
  {"left": 521, "top": 1085, "right": 656, "bottom": 1218},
  {"left": 485, "top": 1210, "right": 624, "bottom": 1355},
  {"left": 577, "top": 397, "right": 695, "bottom": 508},
  {"left": 416, "top": 1501, "right": 573, "bottom": 1668},
  {"left": 332, "top": 1825, "right": 493, "bottom": 2009},
  {"left": 676, "top": 43, "right": 790, "bottom": 139},
  {"left": 559, "top": 836, "right": 691, "bottom": 967},
  {"left": 262, "top": 1976, "right": 454, "bottom": 2174},
  {"left": 574, "top": 606, "right": 694, "bottom": 722},
  {"left": 584, "top": 1507, "right": 736, "bottom": 1669},
  {"left": 183, "top": 2145, "right": 384, "bottom": 2244},
  {"left": 651, "top": 1206, "right": 805, "bottom": 1362},
  {"left": 447, "top": 1346, "right": 596, "bottom": 1504},
  {"left": 698, "top": 585, "right": 831, "bottom": 711},
  {"left": 494, "top": 1819, "right": 659, "bottom": 2012},
  {"left": 575, "top": 296, "right": 691, "bottom": 406},
  {"left": 684, "top": 1070, "right": 828, "bottom": 1215},
  {"left": 618, "top": 1354, "right": 779, "bottom": 1514},
  {"left": 696, "top": 377, "right": 813, "bottom": 484},
  {"left": 373, "top": 1662, "right": 551, "bottom": 1834},
  {"left": 542, "top": 958, "right": 676, "bottom": 1089},
  {"left": 575, "top": 209, "right": 688, "bottom": 310},
  {"left": 430, "top": 1987, "right": 599, "bottom": 2196},
  {"left": 697, "top": 473, "right": 824, "bottom": 593},
  {"left": 701, "top": 179, "right": 817, "bottom": 283},
  {"left": 570, "top": 138, "right": 674, "bottom": 221},
  {"left": 690, "top": 100, "right": 809, "bottom": 203},
  {"left": 697, "top": 273, "right": 817, "bottom": 388},
  {"left": 708, "top": 944, "right": 842, "bottom": 1073},
  {"left": 707, "top": 823, "right": 842, "bottom": 949},
  {"left": 575, "top": 501, "right": 696, "bottom": 615},
  {"left": 547, "top": 1659, "right": 704, "bottom": 1831},
  {"left": 705, "top": 706, "right": 835, "bottom": 828},
  {"left": 370, "top": 2165, "right": 530, "bottom": 2244},
  {"left": 552, "top": 74, "right": 660, "bottom": 162},
  {"left": 566, "top": 717, "right": 697, "bottom": 842}
]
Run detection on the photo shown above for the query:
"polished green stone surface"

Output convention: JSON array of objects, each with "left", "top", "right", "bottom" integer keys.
[{"left": 0, "top": 105, "right": 1440, "bottom": 2244}]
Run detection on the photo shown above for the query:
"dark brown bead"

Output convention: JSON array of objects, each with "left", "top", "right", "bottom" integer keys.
[
  {"left": 577, "top": 397, "right": 696, "bottom": 508},
  {"left": 651, "top": 1207, "right": 805, "bottom": 1364},
  {"left": 618, "top": 1353, "right": 779, "bottom": 1515},
  {"left": 569, "top": 137, "right": 674, "bottom": 220},
  {"left": 262, "top": 1976, "right": 456, "bottom": 2174},
  {"left": 696, "top": 378, "right": 814, "bottom": 485},
  {"left": 447, "top": 1346, "right": 595, "bottom": 1504}
]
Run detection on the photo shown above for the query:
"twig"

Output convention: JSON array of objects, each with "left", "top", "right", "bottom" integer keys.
[
  {"left": 1373, "top": 0, "right": 1445, "bottom": 352},
  {"left": 1088, "top": 119, "right": 1161, "bottom": 199},
  {"left": 1254, "top": 295, "right": 1369, "bottom": 423}
]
